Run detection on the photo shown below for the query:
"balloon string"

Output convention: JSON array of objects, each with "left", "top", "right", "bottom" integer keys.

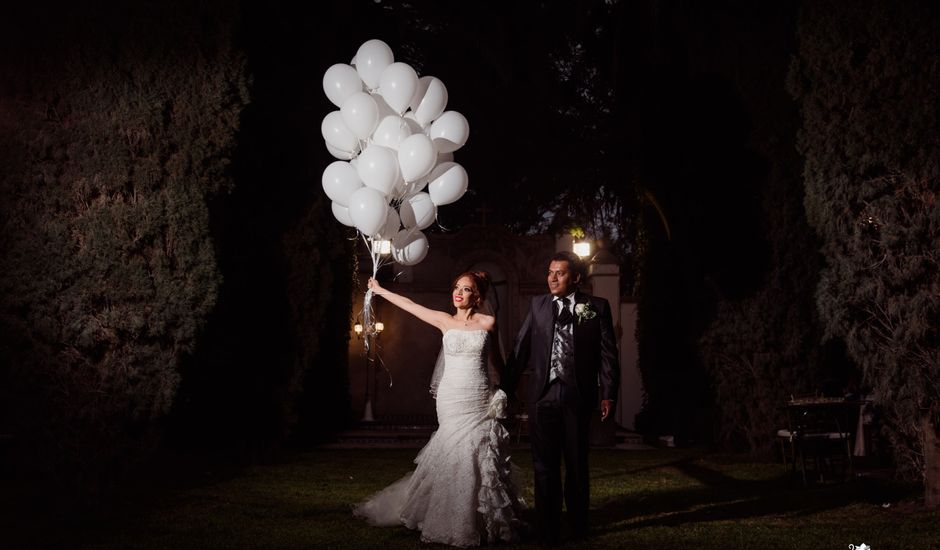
[
  {"left": 373, "top": 343, "right": 393, "bottom": 388},
  {"left": 393, "top": 181, "right": 410, "bottom": 203},
  {"left": 360, "top": 233, "right": 378, "bottom": 357},
  {"left": 360, "top": 232, "right": 393, "bottom": 390}
]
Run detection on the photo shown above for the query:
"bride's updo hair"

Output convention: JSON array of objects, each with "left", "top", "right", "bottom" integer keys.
[{"left": 452, "top": 270, "right": 491, "bottom": 311}]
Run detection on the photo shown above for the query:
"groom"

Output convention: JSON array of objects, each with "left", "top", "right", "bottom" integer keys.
[{"left": 503, "top": 251, "right": 620, "bottom": 546}]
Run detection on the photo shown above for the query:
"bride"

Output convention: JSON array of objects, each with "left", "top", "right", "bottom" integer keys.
[{"left": 353, "top": 271, "right": 526, "bottom": 547}]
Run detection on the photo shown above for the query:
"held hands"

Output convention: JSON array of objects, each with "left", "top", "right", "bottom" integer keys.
[{"left": 600, "top": 399, "right": 613, "bottom": 422}]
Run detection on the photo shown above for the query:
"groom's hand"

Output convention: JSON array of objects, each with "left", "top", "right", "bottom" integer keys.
[{"left": 600, "top": 400, "right": 613, "bottom": 422}]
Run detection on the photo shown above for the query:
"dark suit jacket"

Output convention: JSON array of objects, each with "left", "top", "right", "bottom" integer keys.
[{"left": 504, "top": 291, "right": 620, "bottom": 409}]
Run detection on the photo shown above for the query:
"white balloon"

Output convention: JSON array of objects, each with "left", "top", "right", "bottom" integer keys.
[
  {"left": 402, "top": 111, "right": 426, "bottom": 134},
  {"left": 391, "top": 171, "right": 406, "bottom": 198},
  {"left": 331, "top": 202, "right": 355, "bottom": 227},
  {"left": 322, "top": 161, "right": 363, "bottom": 206},
  {"left": 347, "top": 187, "right": 389, "bottom": 237},
  {"left": 429, "top": 111, "right": 469, "bottom": 153},
  {"left": 356, "top": 145, "right": 400, "bottom": 196},
  {"left": 371, "top": 93, "right": 398, "bottom": 119},
  {"left": 401, "top": 153, "right": 449, "bottom": 196},
  {"left": 321, "top": 111, "right": 360, "bottom": 155},
  {"left": 372, "top": 115, "right": 413, "bottom": 150},
  {"left": 325, "top": 141, "right": 356, "bottom": 160},
  {"left": 378, "top": 62, "right": 419, "bottom": 115},
  {"left": 412, "top": 76, "right": 448, "bottom": 126},
  {"left": 399, "top": 192, "right": 437, "bottom": 230},
  {"left": 397, "top": 133, "right": 436, "bottom": 183},
  {"left": 350, "top": 54, "right": 357, "bottom": 67},
  {"left": 405, "top": 177, "right": 428, "bottom": 195},
  {"left": 322, "top": 63, "right": 363, "bottom": 108},
  {"left": 427, "top": 162, "right": 468, "bottom": 206},
  {"left": 355, "top": 39, "right": 394, "bottom": 90},
  {"left": 377, "top": 205, "right": 401, "bottom": 239},
  {"left": 340, "top": 92, "right": 379, "bottom": 140},
  {"left": 408, "top": 76, "right": 430, "bottom": 112},
  {"left": 392, "top": 229, "right": 429, "bottom": 266},
  {"left": 392, "top": 174, "right": 414, "bottom": 198}
]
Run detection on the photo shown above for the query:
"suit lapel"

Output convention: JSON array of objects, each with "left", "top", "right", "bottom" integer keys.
[
  {"left": 572, "top": 292, "right": 588, "bottom": 330},
  {"left": 536, "top": 294, "right": 554, "bottom": 340},
  {"left": 572, "top": 292, "right": 592, "bottom": 362}
]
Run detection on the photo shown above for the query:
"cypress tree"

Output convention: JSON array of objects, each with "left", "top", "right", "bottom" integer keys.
[
  {"left": 789, "top": 0, "right": 939, "bottom": 503},
  {"left": 0, "top": 1, "right": 250, "bottom": 492},
  {"left": 696, "top": 2, "right": 825, "bottom": 454}
]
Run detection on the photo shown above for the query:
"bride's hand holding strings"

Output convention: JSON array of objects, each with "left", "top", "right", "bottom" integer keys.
[{"left": 368, "top": 277, "right": 384, "bottom": 295}]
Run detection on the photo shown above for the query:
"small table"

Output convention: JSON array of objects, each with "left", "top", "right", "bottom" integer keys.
[{"left": 779, "top": 398, "right": 870, "bottom": 485}]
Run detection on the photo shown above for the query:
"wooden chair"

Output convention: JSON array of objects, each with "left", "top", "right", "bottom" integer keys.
[
  {"left": 788, "top": 404, "right": 854, "bottom": 485},
  {"left": 776, "top": 427, "right": 797, "bottom": 475}
]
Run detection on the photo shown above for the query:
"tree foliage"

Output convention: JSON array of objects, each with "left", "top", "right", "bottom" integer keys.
[
  {"left": 0, "top": 2, "right": 249, "bottom": 488},
  {"left": 789, "top": 0, "right": 940, "bottom": 493},
  {"left": 162, "top": 0, "right": 357, "bottom": 453},
  {"left": 620, "top": 3, "right": 807, "bottom": 443},
  {"left": 349, "top": 2, "right": 639, "bottom": 272},
  {"left": 693, "top": 2, "right": 828, "bottom": 453}
]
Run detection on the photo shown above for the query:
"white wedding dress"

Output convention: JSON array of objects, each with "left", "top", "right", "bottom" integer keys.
[{"left": 353, "top": 329, "right": 526, "bottom": 547}]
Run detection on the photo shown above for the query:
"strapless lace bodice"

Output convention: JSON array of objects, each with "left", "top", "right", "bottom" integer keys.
[{"left": 442, "top": 328, "right": 488, "bottom": 356}]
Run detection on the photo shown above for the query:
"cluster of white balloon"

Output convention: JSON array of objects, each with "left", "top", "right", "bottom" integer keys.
[{"left": 321, "top": 38, "right": 470, "bottom": 271}]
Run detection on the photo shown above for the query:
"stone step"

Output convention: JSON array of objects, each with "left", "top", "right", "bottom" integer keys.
[
  {"left": 612, "top": 430, "right": 655, "bottom": 450},
  {"left": 320, "top": 423, "right": 651, "bottom": 450}
]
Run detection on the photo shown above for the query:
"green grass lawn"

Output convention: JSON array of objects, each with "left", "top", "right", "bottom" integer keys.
[{"left": 6, "top": 448, "right": 939, "bottom": 549}]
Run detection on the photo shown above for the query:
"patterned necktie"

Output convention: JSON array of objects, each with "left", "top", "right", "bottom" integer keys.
[
  {"left": 556, "top": 297, "right": 573, "bottom": 326},
  {"left": 550, "top": 297, "right": 574, "bottom": 383}
]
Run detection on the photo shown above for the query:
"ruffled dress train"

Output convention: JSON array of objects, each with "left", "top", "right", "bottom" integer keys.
[{"left": 353, "top": 329, "right": 526, "bottom": 547}]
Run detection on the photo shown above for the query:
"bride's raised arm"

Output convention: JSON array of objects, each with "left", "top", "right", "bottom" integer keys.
[{"left": 368, "top": 278, "right": 451, "bottom": 332}]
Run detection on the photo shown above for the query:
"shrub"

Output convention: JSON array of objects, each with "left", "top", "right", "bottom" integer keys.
[
  {"left": 0, "top": 1, "right": 249, "bottom": 491},
  {"left": 788, "top": 0, "right": 939, "bottom": 499}
]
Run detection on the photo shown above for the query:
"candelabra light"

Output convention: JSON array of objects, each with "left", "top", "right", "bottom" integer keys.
[{"left": 356, "top": 318, "right": 387, "bottom": 422}]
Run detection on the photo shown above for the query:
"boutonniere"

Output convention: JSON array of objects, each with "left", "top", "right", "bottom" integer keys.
[{"left": 574, "top": 302, "right": 596, "bottom": 324}]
